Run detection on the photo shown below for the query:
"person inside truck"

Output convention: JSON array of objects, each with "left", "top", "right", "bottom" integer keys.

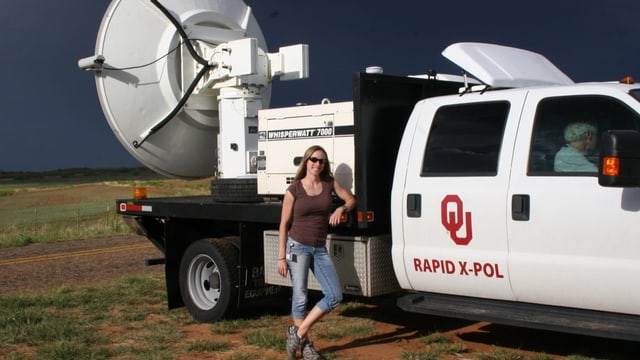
[
  {"left": 277, "top": 145, "right": 356, "bottom": 360},
  {"left": 554, "top": 122, "right": 599, "bottom": 172}
]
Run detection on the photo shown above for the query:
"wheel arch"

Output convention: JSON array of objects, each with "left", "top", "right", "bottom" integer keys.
[
  {"left": 178, "top": 237, "right": 241, "bottom": 322},
  {"left": 163, "top": 218, "right": 240, "bottom": 311}
]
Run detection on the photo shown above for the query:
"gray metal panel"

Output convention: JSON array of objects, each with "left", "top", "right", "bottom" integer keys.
[{"left": 263, "top": 230, "right": 399, "bottom": 297}]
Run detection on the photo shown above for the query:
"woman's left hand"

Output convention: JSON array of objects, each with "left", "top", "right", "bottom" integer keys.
[
  {"left": 329, "top": 208, "right": 343, "bottom": 227},
  {"left": 330, "top": 179, "right": 355, "bottom": 227}
]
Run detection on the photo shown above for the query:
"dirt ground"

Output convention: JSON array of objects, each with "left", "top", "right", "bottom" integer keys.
[{"left": 0, "top": 235, "right": 637, "bottom": 359}]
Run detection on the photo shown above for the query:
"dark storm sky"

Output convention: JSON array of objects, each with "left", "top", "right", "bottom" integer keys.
[{"left": 0, "top": 0, "right": 637, "bottom": 172}]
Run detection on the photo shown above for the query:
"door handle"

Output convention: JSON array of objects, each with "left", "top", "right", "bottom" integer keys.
[
  {"left": 512, "top": 194, "right": 530, "bottom": 221},
  {"left": 407, "top": 194, "right": 421, "bottom": 218}
]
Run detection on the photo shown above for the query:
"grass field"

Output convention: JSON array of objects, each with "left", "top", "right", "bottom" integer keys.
[
  {"left": 0, "top": 168, "right": 211, "bottom": 248},
  {"left": 1, "top": 273, "right": 552, "bottom": 360},
  {"left": 3, "top": 272, "right": 610, "bottom": 360},
  {"left": 0, "top": 168, "right": 624, "bottom": 360}
]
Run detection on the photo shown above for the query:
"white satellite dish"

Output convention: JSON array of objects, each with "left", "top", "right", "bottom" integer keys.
[{"left": 86, "top": 0, "right": 270, "bottom": 178}]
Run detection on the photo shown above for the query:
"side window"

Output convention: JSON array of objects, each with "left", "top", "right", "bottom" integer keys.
[
  {"left": 421, "top": 102, "right": 509, "bottom": 176},
  {"left": 528, "top": 95, "right": 640, "bottom": 176}
]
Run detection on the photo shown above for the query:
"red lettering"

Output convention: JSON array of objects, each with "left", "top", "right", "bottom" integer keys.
[
  {"left": 444, "top": 260, "right": 456, "bottom": 274},
  {"left": 471, "top": 262, "right": 505, "bottom": 278},
  {"left": 458, "top": 261, "right": 468, "bottom": 275},
  {"left": 413, "top": 258, "right": 422, "bottom": 272},
  {"left": 483, "top": 263, "right": 495, "bottom": 277},
  {"left": 432, "top": 259, "right": 441, "bottom": 272},
  {"left": 473, "top": 262, "right": 483, "bottom": 276},
  {"left": 413, "top": 258, "right": 456, "bottom": 274},
  {"left": 494, "top": 263, "right": 505, "bottom": 278},
  {"left": 412, "top": 258, "right": 504, "bottom": 279},
  {"left": 423, "top": 259, "right": 432, "bottom": 272}
]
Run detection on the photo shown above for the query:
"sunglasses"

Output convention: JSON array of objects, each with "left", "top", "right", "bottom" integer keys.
[{"left": 308, "top": 157, "right": 327, "bottom": 165}]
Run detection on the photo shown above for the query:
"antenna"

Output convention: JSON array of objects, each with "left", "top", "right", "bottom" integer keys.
[{"left": 79, "top": 0, "right": 308, "bottom": 179}]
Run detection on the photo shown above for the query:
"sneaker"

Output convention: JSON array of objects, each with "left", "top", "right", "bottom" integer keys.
[
  {"left": 285, "top": 325, "right": 301, "bottom": 360},
  {"left": 301, "top": 338, "right": 321, "bottom": 360}
]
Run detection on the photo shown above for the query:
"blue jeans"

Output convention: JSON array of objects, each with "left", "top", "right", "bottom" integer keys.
[{"left": 286, "top": 237, "right": 342, "bottom": 319}]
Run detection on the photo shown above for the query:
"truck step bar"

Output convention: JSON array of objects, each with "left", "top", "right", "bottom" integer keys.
[
  {"left": 144, "top": 258, "right": 166, "bottom": 266},
  {"left": 397, "top": 292, "right": 640, "bottom": 342}
]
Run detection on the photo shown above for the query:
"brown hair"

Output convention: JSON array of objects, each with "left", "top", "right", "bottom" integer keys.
[{"left": 294, "top": 145, "right": 333, "bottom": 180}]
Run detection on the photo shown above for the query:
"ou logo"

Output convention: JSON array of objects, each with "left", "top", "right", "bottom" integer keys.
[{"left": 441, "top": 195, "right": 473, "bottom": 245}]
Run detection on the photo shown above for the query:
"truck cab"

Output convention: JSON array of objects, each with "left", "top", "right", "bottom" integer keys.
[{"left": 392, "top": 43, "right": 640, "bottom": 340}]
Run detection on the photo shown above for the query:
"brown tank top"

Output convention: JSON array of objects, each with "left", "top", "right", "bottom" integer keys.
[{"left": 287, "top": 179, "right": 333, "bottom": 246}]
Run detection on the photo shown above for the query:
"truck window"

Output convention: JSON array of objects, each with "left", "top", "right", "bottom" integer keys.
[
  {"left": 629, "top": 89, "right": 640, "bottom": 102},
  {"left": 528, "top": 95, "right": 640, "bottom": 175},
  {"left": 421, "top": 102, "right": 509, "bottom": 176}
]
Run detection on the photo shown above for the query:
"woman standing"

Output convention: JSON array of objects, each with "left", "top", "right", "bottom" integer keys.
[{"left": 277, "top": 145, "right": 356, "bottom": 360}]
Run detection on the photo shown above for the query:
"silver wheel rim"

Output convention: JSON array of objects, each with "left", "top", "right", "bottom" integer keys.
[{"left": 187, "top": 254, "right": 222, "bottom": 310}]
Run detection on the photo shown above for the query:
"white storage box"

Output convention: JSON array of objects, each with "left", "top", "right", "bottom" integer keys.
[{"left": 263, "top": 230, "right": 400, "bottom": 296}]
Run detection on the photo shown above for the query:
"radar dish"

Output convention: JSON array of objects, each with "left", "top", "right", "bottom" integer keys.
[{"left": 93, "top": 0, "right": 269, "bottom": 178}]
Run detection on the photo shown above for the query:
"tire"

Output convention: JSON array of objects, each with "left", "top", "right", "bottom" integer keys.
[
  {"left": 210, "top": 178, "right": 263, "bottom": 202},
  {"left": 179, "top": 239, "right": 239, "bottom": 322}
]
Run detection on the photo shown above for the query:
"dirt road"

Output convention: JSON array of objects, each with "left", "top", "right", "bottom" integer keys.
[
  {"left": 1, "top": 236, "right": 636, "bottom": 359},
  {"left": 0, "top": 235, "right": 163, "bottom": 296}
]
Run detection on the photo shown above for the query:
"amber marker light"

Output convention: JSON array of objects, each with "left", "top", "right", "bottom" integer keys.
[
  {"left": 366, "top": 212, "right": 374, "bottom": 222},
  {"left": 133, "top": 187, "right": 148, "bottom": 199},
  {"left": 356, "top": 211, "right": 374, "bottom": 223},
  {"left": 340, "top": 210, "right": 375, "bottom": 223},
  {"left": 620, "top": 76, "right": 635, "bottom": 84},
  {"left": 602, "top": 157, "right": 620, "bottom": 176}
]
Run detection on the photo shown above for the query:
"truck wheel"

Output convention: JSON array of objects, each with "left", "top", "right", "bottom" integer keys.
[
  {"left": 179, "top": 239, "right": 238, "bottom": 322},
  {"left": 210, "top": 178, "right": 263, "bottom": 202}
]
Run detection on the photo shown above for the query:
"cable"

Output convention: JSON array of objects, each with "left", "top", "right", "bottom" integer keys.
[
  {"left": 102, "top": 42, "right": 182, "bottom": 71},
  {"left": 133, "top": 65, "right": 210, "bottom": 148},
  {"left": 150, "top": 0, "right": 209, "bottom": 66},
  {"left": 131, "top": 0, "right": 215, "bottom": 148}
]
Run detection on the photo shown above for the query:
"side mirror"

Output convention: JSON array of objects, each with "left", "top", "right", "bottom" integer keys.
[{"left": 599, "top": 130, "right": 640, "bottom": 187}]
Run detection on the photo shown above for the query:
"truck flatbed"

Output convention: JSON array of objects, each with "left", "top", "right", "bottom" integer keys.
[{"left": 117, "top": 195, "right": 282, "bottom": 223}]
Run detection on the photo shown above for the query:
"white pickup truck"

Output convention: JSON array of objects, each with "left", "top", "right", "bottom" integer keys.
[
  {"left": 80, "top": 0, "right": 640, "bottom": 342},
  {"left": 390, "top": 43, "right": 640, "bottom": 341}
]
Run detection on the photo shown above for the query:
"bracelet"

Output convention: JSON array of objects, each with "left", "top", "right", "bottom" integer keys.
[{"left": 277, "top": 258, "right": 285, "bottom": 261}]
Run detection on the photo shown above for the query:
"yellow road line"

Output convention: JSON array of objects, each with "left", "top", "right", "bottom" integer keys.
[{"left": 0, "top": 243, "right": 154, "bottom": 266}]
